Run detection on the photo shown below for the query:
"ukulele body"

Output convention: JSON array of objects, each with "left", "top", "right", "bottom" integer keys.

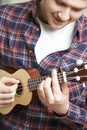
[{"left": 0, "top": 69, "right": 38, "bottom": 114}]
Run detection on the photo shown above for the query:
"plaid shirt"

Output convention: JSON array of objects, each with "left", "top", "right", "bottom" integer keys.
[{"left": 0, "top": 1, "right": 87, "bottom": 130}]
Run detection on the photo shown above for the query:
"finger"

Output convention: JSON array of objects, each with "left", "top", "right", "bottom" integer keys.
[
  {"left": 37, "top": 80, "right": 46, "bottom": 102},
  {"left": 0, "top": 84, "right": 18, "bottom": 93},
  {"left": 0, "top": 77, "right": 20, "bottom": 84},
  {"left": 0, "top": 98, "right": 15, "bottom": 105},
  {"left": 0, "top": 104, "right": 12, "bottom": 108},
  {"left": 43, "top": 77, "right": 54, "bottom": 103},
  {"left": 0, "top": 92, "right": 16, "bottom": 100},
  {"left": 51, "top": 69, "right": 61, "bottom": 94}
]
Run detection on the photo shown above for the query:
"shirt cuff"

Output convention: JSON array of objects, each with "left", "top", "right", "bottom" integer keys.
[
  {"left": 53, "top": 102, "right": 87, "bottom": 128},
  {"left": 65, "top": 102, "right": 87, "bottom": 127}
]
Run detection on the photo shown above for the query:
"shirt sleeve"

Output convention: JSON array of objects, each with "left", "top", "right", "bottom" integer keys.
[{"left": 65, "top": 102, "right": 87, "bottom": 128}]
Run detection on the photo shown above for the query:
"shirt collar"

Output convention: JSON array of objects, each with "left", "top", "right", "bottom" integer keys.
[
  {"left": 28, "top": 0, "right": 40, "bottom": 24},
  {"left": 73, "top": 15, "right": 86, "bottom": 44}
]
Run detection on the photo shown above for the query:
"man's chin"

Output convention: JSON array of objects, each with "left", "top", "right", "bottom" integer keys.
[{"left": 49, "top": 24, "right": 67, "bottom": 30}]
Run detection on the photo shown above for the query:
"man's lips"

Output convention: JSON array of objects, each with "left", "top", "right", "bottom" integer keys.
[{"left": 52, "top": 15, "right": 67, "bottom": 25}]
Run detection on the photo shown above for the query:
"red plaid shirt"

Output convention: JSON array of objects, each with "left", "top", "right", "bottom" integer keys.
[{"left": 0, "top": 0, "right": 87, "bottom": 130}]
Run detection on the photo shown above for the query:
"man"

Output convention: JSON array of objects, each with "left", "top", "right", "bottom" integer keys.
[{"left": 0, "top": 0, "right": 87, "bottom": 129}]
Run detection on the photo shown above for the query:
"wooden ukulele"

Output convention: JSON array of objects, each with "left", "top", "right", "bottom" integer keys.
[{"left": 0, "top": 63, "right": 87, "bottom": 114}]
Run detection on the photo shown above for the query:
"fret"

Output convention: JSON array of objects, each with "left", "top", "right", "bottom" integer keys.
[
  {"left": 28, "top": 63, "right": 87, "bottom": 91},
  {"left": 28, "top": 75, "right": 48, "bottom": 91}
]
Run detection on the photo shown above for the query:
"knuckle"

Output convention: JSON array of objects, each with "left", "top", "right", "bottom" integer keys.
[
  {"left": 47, "top": 97, "right": 54, "bottom": 104},
  {"left": 54, "top": 95, "right": 62, "bottom": 103},
  {"left": 8, "top": 88, "right": 13, "bottom": 93},
  {"left": 10, "top": 98, "right": 15, "bottom": 103},
  {"left": 10, "top": 93, "right": 15, "bottom": 98},
  {"left": 44, "top": 85, "right": 47, "bottom": 89},
  {"left": 46, "top": 77, "right": 51, "bottom": 82},
  {"left": 8, "top": 87, "right": 15, "bottom": 93},
  {"left": 48, "top": 99, "right": 54, "bottom": 105},
  {"left": 9, "top": 85, "right": 17, "bottom": 92},
  {"left": 52, "top": 82, "right": 57, "bottom": 87},
  {"left": 37, "top": 86, "right": 42, "bottom": 93}
]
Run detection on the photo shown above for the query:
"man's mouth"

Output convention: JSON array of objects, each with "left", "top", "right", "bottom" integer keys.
[{"left": 52, "top": 15, "right": 67, "bottom": 25}]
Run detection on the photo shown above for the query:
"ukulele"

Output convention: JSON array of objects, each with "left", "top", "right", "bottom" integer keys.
[{"left": 0, "top": 63, "right": 87, "bottom": 114}]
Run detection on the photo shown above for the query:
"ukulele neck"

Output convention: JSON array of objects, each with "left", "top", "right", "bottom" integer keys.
[{"left": 28, "top": 72, "right": 66, "bottom": 91}]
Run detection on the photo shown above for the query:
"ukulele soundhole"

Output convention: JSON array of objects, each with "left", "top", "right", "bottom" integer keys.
[{"left": 16, "top": 82, "right": 23, "bottom": 96}]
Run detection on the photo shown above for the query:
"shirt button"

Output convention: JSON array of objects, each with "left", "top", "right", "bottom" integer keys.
[
  {"left": 29, "top": 50, "right": 33, "bottom": 54},
  {"left": 36, "top": 28, "right": 39, "bottom": 31},
  {"left": 26, "top": 124, "right": 29, "bottom": 128}
]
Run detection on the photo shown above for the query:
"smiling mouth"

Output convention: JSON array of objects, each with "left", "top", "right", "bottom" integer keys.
[
  {"left": 52, "top": 14, "right": 69, "bottom": 25},
  {"left": 53, "top": 16, "right": 66, "bottom": 25}
]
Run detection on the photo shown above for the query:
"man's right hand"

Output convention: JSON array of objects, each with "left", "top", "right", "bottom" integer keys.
[{"left": 0, "top": 77, "right": 19, "bottom": 108}]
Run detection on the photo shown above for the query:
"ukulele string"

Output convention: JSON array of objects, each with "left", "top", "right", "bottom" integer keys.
[{"left": 14, "top": 67, "right": 86, "bottom": 92}]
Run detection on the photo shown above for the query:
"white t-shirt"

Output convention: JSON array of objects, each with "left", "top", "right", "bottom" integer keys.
[{"left": 35, "top": 20, "right": 75, "bottom": 64}]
